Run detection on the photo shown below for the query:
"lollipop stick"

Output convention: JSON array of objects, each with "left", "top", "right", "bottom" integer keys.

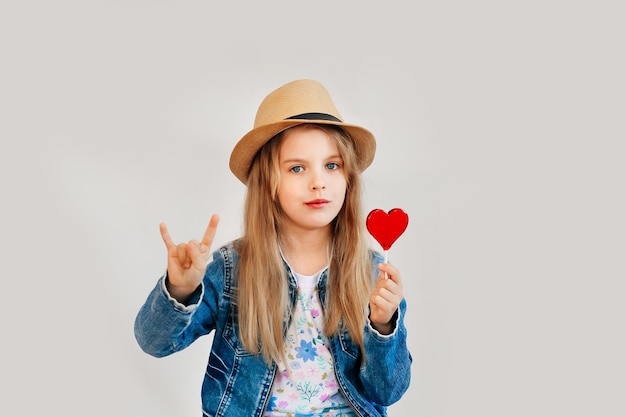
[{"left": 384, "top": 250, "right": 389, "bottom": 279}]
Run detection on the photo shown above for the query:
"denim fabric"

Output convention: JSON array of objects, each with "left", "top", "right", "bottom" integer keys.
[{"left": 135, "top": 241, "right": 412, "bottom": 417}]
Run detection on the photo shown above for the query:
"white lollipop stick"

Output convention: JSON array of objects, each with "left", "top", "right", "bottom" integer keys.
[{"left": 384, "top": 250, "right": 389, "bottom": 279}]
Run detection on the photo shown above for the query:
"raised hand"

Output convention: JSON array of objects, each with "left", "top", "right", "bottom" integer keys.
[
  {"left": 369, "top": 262, "right": 404, "bottom": 335},
  {"left": 159, "top": 214, "right": 220, "bottom": 303}
]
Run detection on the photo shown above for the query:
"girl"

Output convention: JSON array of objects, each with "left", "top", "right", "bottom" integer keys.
[{"left": 135, "top": 79, "right": 412, "bottom": 416}]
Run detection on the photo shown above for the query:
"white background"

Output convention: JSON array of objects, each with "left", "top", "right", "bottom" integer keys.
[{"left": 1, "top": 1, "right": 624, "bottom": 416}]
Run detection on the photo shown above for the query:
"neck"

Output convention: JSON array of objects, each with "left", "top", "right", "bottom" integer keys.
[{"left": 280, "top": 226, "right": 332, "bottom": 275}]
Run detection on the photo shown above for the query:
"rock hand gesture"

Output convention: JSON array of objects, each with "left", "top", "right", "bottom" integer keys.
[{"left": 159, "top": 214, "right": 220, "bottom": 303}]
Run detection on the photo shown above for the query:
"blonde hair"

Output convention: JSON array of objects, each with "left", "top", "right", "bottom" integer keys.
[{"left": 236, "top": 124, "right": 373, "bottom": 365}]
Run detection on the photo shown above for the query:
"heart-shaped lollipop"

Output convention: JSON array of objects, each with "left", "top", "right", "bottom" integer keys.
[{"left": 366, "top": 208, "right": 409, "bottom": 251}]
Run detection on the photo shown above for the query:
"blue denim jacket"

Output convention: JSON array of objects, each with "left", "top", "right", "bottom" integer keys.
[{"left": 135, "top": 242, "right": 412, "bottom": 416}]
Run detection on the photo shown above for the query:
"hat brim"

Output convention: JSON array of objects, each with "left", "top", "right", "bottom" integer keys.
[{"left": 229, "top": 119, "right": 376, "bottom": 184}]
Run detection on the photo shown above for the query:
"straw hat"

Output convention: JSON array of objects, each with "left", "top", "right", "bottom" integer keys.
[{"left": 229, "top": 79, "right": 377, "bottom": 184}]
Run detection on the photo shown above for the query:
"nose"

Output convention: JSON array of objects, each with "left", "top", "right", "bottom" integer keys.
[{"left": 310, "top": 170, "right": 326, "bottom": 191}]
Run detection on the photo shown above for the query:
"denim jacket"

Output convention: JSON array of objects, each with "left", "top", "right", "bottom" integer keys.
[{"left": 134, "top": 241, "right": 412, "bottom": 416}]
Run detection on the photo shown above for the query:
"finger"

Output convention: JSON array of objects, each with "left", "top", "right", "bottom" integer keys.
[
  {"left": 200, "top": 214, "right": 220, "bottom": 250},
  {"left": 371, "top": 293, "right": 395, "bottom": 310},
  {"left": 177, "top": 243, "right": 189, "bottom": 267},
  {"left": 373, "top": 279, "right": 400, "bottom": 300},
  {"left": 370, "top": 294, "right": 397, "bottom": 325},
  {"left": 371, "top": 284, "right": 402, "bottom": 310},
  {"left": 160, "top": 223, "right": 176, "bottom": 250},
  {"left": 377, "top": 263, "right": 402, "bottom": 284},
  {"left": 186, "top": 240, "right": 211, "bottom": 271},
  {"left": 372, "top": 275, "right": 403, "bottom": 305}
]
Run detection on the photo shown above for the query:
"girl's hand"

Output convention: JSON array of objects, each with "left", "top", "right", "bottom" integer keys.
[
  {"left": 159, "top": 214, "right": 220, "bottom": 303},
  {"left": 369, "top": 262, "right": 404, "bottom": 335}
]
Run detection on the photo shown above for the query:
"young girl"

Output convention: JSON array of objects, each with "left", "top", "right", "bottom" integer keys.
[{"left": 135, "top": 79, "right": 412, "bottom": 416}]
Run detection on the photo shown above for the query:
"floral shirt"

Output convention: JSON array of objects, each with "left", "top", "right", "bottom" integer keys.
[{"left": 265, "top": 269, "right": 356, "bottom": 417}]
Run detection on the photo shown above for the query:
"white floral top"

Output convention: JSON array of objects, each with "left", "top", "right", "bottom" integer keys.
[{"left": 264, "top": 269, "right": 356, "bottom": 417}]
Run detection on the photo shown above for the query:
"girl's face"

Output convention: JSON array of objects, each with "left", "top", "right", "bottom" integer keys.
[{"left": 276, "top": 126, "right": 347, "bottom": 235}]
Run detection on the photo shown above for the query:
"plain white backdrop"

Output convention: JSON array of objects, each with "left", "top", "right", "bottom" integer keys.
[{"left": 1, "top": 1, "right": 624, "bottom": 416}]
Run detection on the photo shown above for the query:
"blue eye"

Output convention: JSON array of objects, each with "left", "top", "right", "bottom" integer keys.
[
  {"left": 326, "top": 162, "right": 339, "bottom": 170},
  {"left": 290, "top": 165, "right": 304, "bottom": 173}
]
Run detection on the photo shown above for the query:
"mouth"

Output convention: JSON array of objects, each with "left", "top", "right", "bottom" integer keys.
[{"left": 305, "top": 199, "right": 330, "bottom": 208}]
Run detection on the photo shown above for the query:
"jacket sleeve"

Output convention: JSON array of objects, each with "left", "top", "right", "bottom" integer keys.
[
  {"left": 360, "top": 297, "right": 412, "bottom": 405},
  {"left": 357, "top": 251, "right": 412, "bottom": 405},
  {"left": 133, "top": 249, "right": 226, "bottom": 357}
]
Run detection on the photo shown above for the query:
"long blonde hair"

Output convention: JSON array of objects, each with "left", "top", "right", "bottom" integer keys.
[{"left": 236, "top": 124, "right": 373, "bottom": 365}]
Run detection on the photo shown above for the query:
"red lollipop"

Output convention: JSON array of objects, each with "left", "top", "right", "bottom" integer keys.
[{"left": 366, "top": 208, "right": 409, "bottom": 254}]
